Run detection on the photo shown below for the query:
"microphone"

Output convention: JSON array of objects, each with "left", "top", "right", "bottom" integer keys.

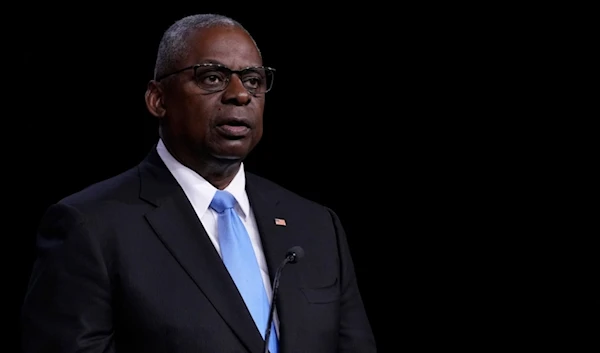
[{"left": 263, "top": 246, "right": 305, "bottom": 353}]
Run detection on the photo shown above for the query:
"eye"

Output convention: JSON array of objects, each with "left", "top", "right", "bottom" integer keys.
[
  {"left": 197, "top": 71, "right": 227, "bottom": 86},
  {"left": 243, "top": 76, "right": 262, "bottom": 89},
  {"left": 241, "top": 69, "right": 266, "bottom": 90}
]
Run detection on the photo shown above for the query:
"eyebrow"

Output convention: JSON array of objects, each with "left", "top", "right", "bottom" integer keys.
[
  {"left": 197, "top": 59, "right": 225, "bottom": 66},
  {"left": 196, "top": 59, "right": 263, "bottom": 69}
]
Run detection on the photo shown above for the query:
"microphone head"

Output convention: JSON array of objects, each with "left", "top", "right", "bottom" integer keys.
[{"left": 286, "top": 246, "right": 305, "bottom": 264}]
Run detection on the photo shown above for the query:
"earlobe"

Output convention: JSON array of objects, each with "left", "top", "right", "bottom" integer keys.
[{"left": 144, "top": 80, "right": 166, "bottom": 118}]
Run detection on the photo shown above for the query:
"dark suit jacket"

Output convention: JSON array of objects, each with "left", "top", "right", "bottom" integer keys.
[{"left": 21, "top": 147, "right": 376, "bottom": 352}]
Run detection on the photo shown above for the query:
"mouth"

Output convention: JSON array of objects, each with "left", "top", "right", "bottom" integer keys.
[{"left": 216, "top": 117, "right": 251, "bottom": 138}]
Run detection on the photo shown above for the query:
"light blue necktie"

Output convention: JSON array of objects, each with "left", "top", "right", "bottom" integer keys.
[{"left": 210, "top": 190, "right": 278, "bottom": 353}]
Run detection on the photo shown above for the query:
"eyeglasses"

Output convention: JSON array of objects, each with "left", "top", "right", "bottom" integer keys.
[{"left": 156, "top": 63, "right": 276, "bottom": 95}]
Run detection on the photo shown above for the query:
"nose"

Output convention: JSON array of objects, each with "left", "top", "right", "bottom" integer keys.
[{"left": 221, "top": 74, "right": 251, "bottom": 105}]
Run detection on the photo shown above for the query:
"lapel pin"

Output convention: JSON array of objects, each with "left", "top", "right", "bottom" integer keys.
[{"left": 274, "top": 218, "right": 287, "bottom": 226}]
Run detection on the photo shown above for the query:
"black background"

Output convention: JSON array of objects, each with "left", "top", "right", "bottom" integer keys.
[{"left": 7, "top": 3, "right": 596, "bottom": 352}]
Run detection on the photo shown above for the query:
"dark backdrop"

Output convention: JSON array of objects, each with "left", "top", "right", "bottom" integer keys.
[
  {"left": 13, "top": 6, "right": 397, "bottom": 351},
  {"left": 9, "top": 4, "right": 593, "bottom": 353}
]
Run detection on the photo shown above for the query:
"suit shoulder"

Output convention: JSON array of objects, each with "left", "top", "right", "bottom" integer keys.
[
  {"left": 58, "top": 166, "right": 140, "bottom": 207},
  {"left": 246, "top": 172, "right": 330, "bottom": 212}
]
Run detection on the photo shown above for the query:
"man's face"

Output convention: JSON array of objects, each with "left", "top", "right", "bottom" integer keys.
[{"left": 156, "top": 25, "right": 265, "bottom": 162}]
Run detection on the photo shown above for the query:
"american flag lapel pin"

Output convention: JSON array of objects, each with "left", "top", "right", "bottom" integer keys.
[{"left": 274, "top": 218, "right": 287, "bottom": 226}]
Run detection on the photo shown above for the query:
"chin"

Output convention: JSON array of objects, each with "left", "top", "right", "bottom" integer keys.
[
  {"left": 210, "top": 141, "right": 254, "bottom": 161},
  {"left": 210, "top": 148, "right": 248, "bottom": 162},
  {"left": 212, "top": 154, "right": 245, "bottom": 161}
]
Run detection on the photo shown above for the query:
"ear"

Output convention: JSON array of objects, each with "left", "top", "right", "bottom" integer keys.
[{"left": 145, "top": 80, "right": 166, "bottom": 118}]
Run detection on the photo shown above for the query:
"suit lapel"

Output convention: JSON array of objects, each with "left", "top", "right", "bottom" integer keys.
[
  {"left": 138, "top": 149, "right": 264, "bottom": 353},
  {"left": 246, "top": 175, "right": 306, "bottom": 352}
]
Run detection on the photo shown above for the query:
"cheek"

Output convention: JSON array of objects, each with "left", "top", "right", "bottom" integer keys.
[
  {"left": 165, "top": 109, "right": 212, "bottom": 142},
  {"left": 253, "top": 126, "right": 263, "bottom": 140},
  {"left": 183, "top": 99, "right": 214, "bottom": 127}
]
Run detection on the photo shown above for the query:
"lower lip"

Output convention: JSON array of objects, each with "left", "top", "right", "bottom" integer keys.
[{"left": 217, "top": 125, "right": 250, "bottom": 137}]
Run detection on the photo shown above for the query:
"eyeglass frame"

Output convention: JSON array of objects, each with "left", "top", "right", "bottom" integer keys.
[{"left": 155, "top": 63, "right": 276, "bottom": 95}]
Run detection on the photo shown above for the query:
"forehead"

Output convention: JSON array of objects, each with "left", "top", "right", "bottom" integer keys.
[{"left": 184, "top": 26, "right": 262, "bottom": 69}]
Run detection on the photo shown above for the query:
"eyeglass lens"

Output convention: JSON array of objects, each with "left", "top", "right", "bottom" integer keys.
[{"left": 194, "top": 65, "right": 274, "bottom": 94}]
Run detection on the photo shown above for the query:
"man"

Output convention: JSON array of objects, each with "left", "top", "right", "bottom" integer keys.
[{"left": 21, "top": 13, "right": 376, "bottom": 352}]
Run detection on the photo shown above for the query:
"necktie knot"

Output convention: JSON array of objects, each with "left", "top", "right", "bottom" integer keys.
[{"left": 210, "top": 190, "right": 237, "bottom": 213}]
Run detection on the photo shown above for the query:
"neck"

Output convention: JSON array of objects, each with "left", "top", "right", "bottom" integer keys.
[
  {"left": 193, "top": 158, "right": 242, "bottom": 190},
  {"left": 170, "top": 147, "right": 242, "bottom": 190},
  {"left": 160, "top": 131, "right": 245, "bottom": 189}
]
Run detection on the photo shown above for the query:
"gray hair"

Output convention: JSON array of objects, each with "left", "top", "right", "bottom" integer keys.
[{"left": 153, "top": 13, "right": 260, "bottom": 80}]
